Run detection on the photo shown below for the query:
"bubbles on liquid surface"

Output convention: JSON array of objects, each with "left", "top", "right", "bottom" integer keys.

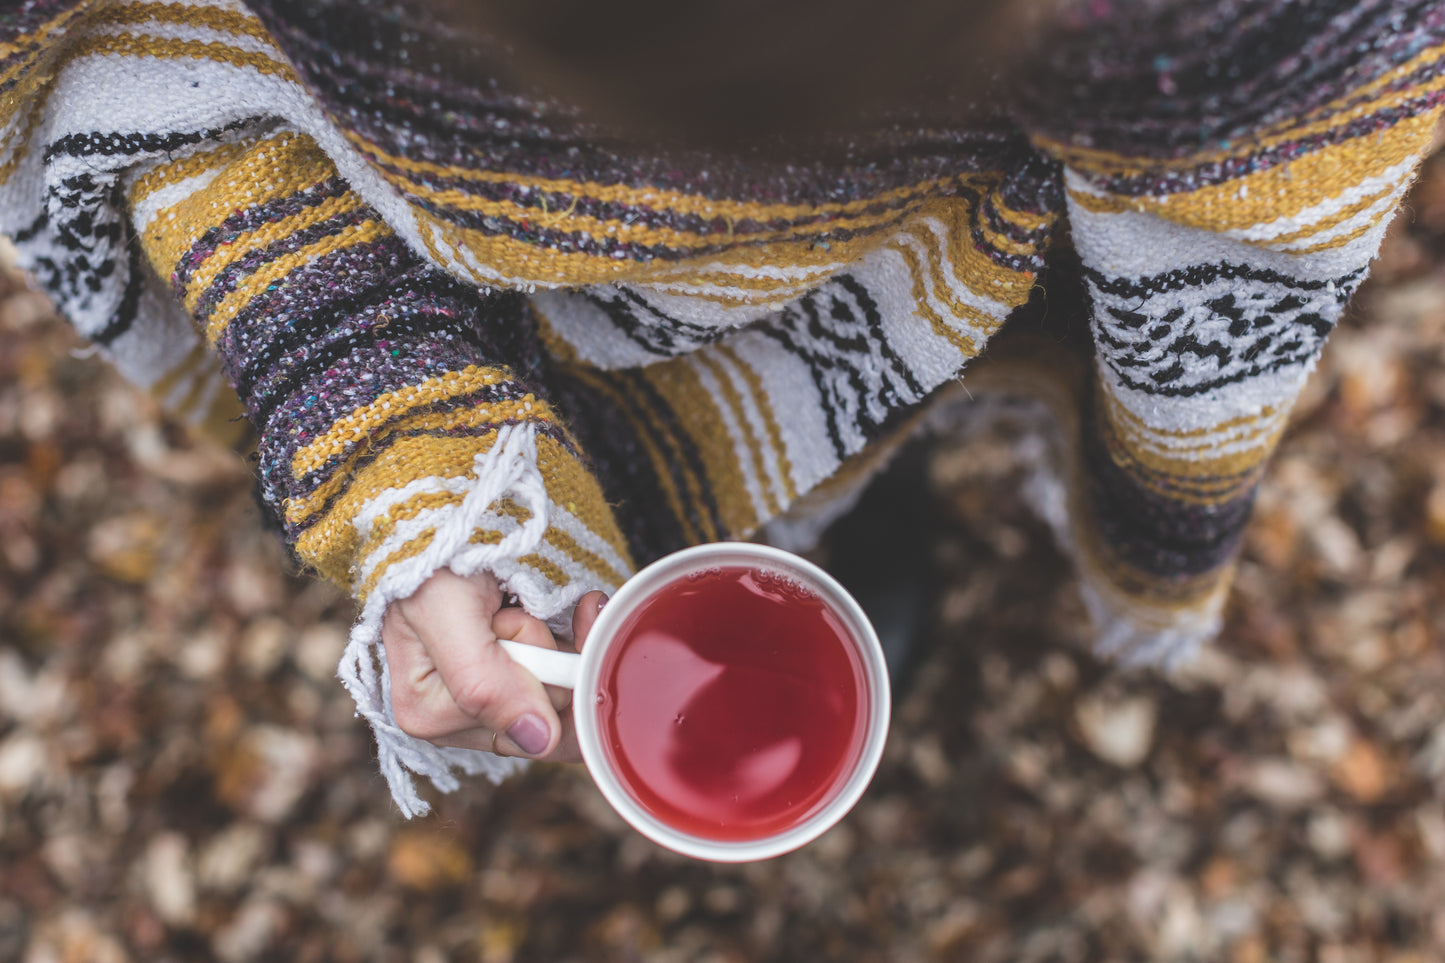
[
  {"left": 747, "top": 568, "right": 818, "bottom": 606},
  {"left": 685, "top": 566, "right": 722, "bottom": 583}
]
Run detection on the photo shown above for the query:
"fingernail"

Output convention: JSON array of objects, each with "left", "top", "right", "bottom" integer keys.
[
  {"left": 507, "top": 714, "right": 551, "bottom": 755},
  {"left": 595, "top": 593, "right": 610, "bottom": 613}
]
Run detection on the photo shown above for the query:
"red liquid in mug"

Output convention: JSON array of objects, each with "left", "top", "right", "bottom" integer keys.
[{"left": 597, "top": 566, "right": 868, "bottom": 842}]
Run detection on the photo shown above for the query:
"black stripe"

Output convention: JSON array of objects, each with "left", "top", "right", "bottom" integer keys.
[
  {"left": 1083, "top": 263, "right": 1367, "bottom": 300},
  {"left": 91, "top": 236, "right": 146, "bottom": 345},
  {"left": 1104, "top": 346, "right": 1328, "bottom": 398},
  {"left": 43, "top": 117, "right": 266, "bottom": 164},
  {"left": 621, "top": 368, "right": 728, "bottom": 541},
  {"left": 835, "top": 274, "right": 926, "bottom": 398}
]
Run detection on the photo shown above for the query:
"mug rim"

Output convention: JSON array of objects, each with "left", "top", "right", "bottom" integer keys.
[{"left": 573, "top": 541, "right": 892, "bottom": 862}]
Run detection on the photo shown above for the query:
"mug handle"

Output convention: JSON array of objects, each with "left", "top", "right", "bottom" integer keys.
[{"left": 496, "top": 639, "right": 581, "bottom": 689}]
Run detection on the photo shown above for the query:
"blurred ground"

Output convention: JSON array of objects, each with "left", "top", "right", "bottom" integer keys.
[{"left": 4, "top": 151, "right": 1445, "bottom": 963}]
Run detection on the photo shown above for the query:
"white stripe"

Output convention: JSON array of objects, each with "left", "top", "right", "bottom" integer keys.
[
  {"left": 1269, "top": 181, "right": 1411, "bottom": 252},
  {"left": 129, "top": 164, "right": 226, "bottom": 233}
]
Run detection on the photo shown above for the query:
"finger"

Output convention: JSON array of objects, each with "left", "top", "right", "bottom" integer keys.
[
  {"left": 572, "top": 590, "right": 609, "bottom": 651},
  {"left": 433, "top": 705, "right": 581, "bottom": 763},
  {"left": 492, "top": 606, "right": 572, "bottom": 713},
  {"left": 392, "top": 571, "right": 560, "bottom": 757}
]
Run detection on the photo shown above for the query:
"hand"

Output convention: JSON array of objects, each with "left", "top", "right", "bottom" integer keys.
[{"left": 381, "top": 569, "right": 607, "bottom": 762}]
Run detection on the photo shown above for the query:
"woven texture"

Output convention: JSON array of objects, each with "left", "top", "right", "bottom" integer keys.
[{"left": 2, "top": 0, "right": 1442, "bottom": 812}]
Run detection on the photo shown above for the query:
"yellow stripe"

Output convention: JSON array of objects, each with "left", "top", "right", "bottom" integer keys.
[
  {"left": 184, "top": 192, "right": 365, "bottom": 312},
  {"left": 68, "top": 32, "right": 297, "bottom": 82},
  {"left": 915, "top": 219, "right": 1018, "bottom": 333},
  {"left": 416, "top": 192, "right": 921, "bottom": 288},
  {"left": 0, "top": 94, "right": 45, "bottom": 186},
  {"left": 534, "top": 433, "right": 634, "bottom": 570},
  {"left": 635, "top": 283, "right": 815, "bottom": 310},
  {"left": 1105, "top": 449, "right": 1272, "bottom": 506},
  {"left": 138, "top": 133, "right": 333, "bottom": 286},
  {"left": 400, "top": 176, "right": 942, "bottom": 253},
  {"left": 349, "top": 471, "right": 628, "bottom": 599},
  {"left": 717, "top": 344, "right": 797, "bottom": 502},
  {"left": 98, "top": 2, "right": 274, "bottom": 45},
  {"left": 1112, "top": 413, "right": 1278, "bottom": 459},
  {"left": 204, "top": 217, "right": 390, "bottom": 343},
  {"left": 129, "top": 139, "right": 250, "bottom": 209},
  {"left": 542, "top": 525, "right": 626, "bottom": 589},
  {"left": 1061, "top": 115, "right": 1436, "bottom": 238},
  {"left": 1282, "top": 214, "right": 1387, "bottom": 255},
  {"left": 288, "top": 400, "right": 551, "bottom": 521},
  {"left": 305, "top": 433, "right": 629, "bottom": 598},
  {"left": 412, "top": 185, "right": 1044, "bottom": 293},
  {"left": 357, "top": 528, "right": 444, "bottom": 597},
  {"left": 1078, "top": 168, "right": 1398, "bottom": 248},
  {"left": 973, "top": 193, "right": 1047, "bottom": 258},
  {"left": 290, "top": 366, "right": 512, "bottom": 478},
  {"left": 654, "top": 266, "right": 835, "bottom": 294},
  {"left": 696, "top": 352, "right": 780, "bottom": 518},
  {"left": 291, "top": 434, "right": 510, "bottom": 580},
  {"left": 890, "top": 239, "right": 978, "bottom": 356},
  {"left": 984, "top": 183, "right": 1055, "bottom": 232},
  {"left": 1106, "top": 394, "right": 1280, "bottom": 441},
  {"left": 639, "top": 363, "right": 739, "bottom": 539}
]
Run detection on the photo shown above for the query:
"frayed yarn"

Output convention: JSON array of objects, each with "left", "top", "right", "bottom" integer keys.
[{"left": 336, "top": 424, "right": 547, "bottom": 817}]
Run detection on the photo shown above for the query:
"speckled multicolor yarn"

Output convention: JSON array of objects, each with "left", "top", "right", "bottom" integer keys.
[{"left": 2, "top": 0, "right": 1442, "bottom": 814}]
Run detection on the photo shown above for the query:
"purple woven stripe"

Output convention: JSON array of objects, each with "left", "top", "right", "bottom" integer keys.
[
  {"left": 1023, "top": 0, "right": 1445, "bottom": 161},
  {"left": 175, "top": 176, "right": 350, "bottom": 292},
  {"left": 214, "top": 234, "right": 414, "bottom": 395},
  {"left": 1076, "top": 90, "right": 1445, "bottom": 197},
  {"left": 237, "top": 273, "right": 494, "bottom": 403},
  {"left": 190, "top": 204, "right": 374, "bottom": 325}
]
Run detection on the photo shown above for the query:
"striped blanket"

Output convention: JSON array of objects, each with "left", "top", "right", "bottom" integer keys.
[{"left": 3, "top": 0, "right": 1442, "bottom": 813}]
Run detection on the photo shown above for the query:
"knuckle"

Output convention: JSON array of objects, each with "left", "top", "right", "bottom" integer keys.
[{"left": 451, "top": 674, "right": 505, "bottom": 723}]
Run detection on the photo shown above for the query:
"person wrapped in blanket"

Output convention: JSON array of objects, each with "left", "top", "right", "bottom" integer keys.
[{"left": 2, "top": 0, "right": 1442, "bottom": 816}]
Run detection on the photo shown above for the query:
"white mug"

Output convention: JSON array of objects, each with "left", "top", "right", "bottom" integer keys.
[{"left": 499, "top": 542, "right": 891, "bottom": 862}]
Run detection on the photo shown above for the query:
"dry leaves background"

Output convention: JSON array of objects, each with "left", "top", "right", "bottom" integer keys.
[{"left": 4, "top": 152, "right": 1445, "bottom": 962}]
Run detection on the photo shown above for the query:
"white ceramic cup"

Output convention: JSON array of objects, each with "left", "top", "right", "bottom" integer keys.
[{"left": 497, "top": 542, "right": 891, "bottom": 862}]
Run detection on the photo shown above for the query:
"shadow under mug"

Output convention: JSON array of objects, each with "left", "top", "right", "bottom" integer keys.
[{"left": 498, "top": 542, "right": 891, "bottom": 862}]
